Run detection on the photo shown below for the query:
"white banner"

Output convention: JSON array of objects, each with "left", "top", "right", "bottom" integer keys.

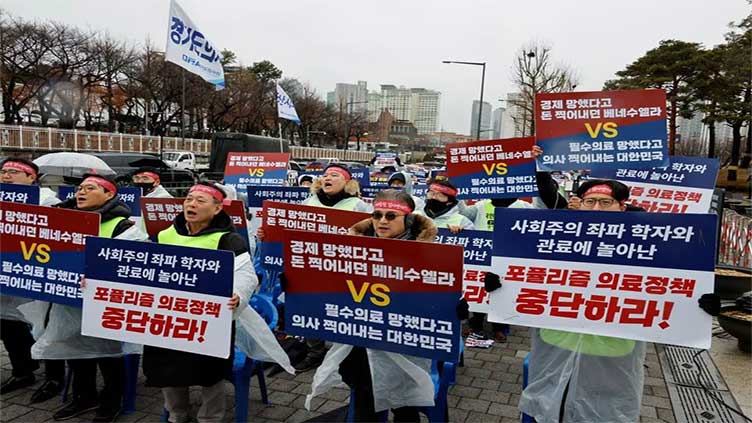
[
  {"left": 82, "top": 279, "right": 233, "bottom": 358},
  {"left": 276, "top": 84, "right": 301, "bottom": 124},
  {"left": 617, "top": 180, "right": 713, "bottom": 214},
  {"left": 487, "top": 257, "right": 714, "bottom": 349},
  {"left": 165, "top": 0, "right": 225, "bottom": 89}
]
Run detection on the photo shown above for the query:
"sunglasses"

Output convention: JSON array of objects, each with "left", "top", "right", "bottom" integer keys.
[{"left": 371, "top": 211, "right": 403, "bottom": 221}]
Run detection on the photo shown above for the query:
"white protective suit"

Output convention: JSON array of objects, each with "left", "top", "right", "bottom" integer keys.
[
  {"left": 306, "top": 215, "right": 440, "bottom": 412},
  {"left": 520, "top": 328, "right": 646, "bottom": 423},
  {"left": 30, "top": 224, "right": 148, "bottom": 359},
  {"left": 1, "top": 187, "right": 61, "bottom": 322},
  {"left": 231, "top": 252, "right": 294, "bottom": 374}
]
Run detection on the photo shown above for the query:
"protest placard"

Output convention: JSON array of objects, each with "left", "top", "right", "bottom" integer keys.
[
  {"left": 246, "top": 186, "right": 309, "bottom": 235},
  {"left": 536, "top": 89, "right": 668, "bottom": 171},
  {"left": 487, "top": 208, "right": 716, "bottom": 349},
  {"left": 590, "top": 156, "right": 720, "bottom": 214},
  {"left": 223, "top": 152, "right": 289, "bottom": 192},
  {"left": 283, "top": 230, "right": 463, "bottom": 361},
  {"left": 59, "top": 186, "right": 142, "bottom": 217},
  {"left": 436, "top": 229, "right": 493, "bottom": 313},
  {"left": 446, "top": 137, "right": 538, "bottom": 199},
  {"left": 260, "top": 201, "right": 369, "bottom": 270},
  {"left": 140, "top": 198, "right": 249, "bottom": 246},
  {"left": 0, "top": 183, "right": 40, "bottom": 204},
  {"left": 0, "top": 201, "right": 99, "bottom": 306},
  {"left": 81, "top": 237, "right": 234, "bottom": 358}
]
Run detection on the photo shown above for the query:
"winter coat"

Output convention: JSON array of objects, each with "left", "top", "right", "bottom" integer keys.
[
  {"left": 302, "top": 178, "right": 371, "bottom": 213},
  {"left": 416, "top": 202, "right": 474, "bottom": 230},
  {"left": 142, "top": 211, "right": 291, "bottom": 387},
  {"left": 306, "top": 213, "right": 438, "bottom": 412}
]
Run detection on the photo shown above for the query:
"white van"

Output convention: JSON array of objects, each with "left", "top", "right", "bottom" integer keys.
[{"left": 163, "top": 151, "right": 196, "bottom": 171}]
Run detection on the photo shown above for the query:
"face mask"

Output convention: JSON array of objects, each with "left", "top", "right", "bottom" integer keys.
[
  {"left": 424, "top": 199, "right": 448, "bottom": 213},
  {"left": 134, "top": 182, "right": 154, "bottom": 193}
]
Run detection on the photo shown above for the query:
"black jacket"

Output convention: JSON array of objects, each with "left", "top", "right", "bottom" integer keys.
[
  {"left": 56, "top": 197, "right": 134, "bottom": 237},
  {"left": 143, "top": 210, "right": 245, "bottom": 388}
]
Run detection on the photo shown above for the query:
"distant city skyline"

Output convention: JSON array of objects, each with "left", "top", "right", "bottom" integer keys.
[
  {"left": 327, "top": 81, "right": 441, "bottom": 135},
  {"left": 4, "top": 0, "right": 746, "bottom": 135}
]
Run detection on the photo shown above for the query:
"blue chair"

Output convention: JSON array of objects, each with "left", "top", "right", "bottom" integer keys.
[
  {"left": 61, "top": 354, "right": 139, "bottom": 415},
  {"left": 521, "top": 353, "right": 533, "bottom": 423},
  {"left": 162, "top": 294, "right": 277, "bottom": 423}
]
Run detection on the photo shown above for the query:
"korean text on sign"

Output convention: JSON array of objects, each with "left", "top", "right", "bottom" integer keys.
[
  {"left": 223, "top": 152, "right": 290, "bottom": 191},
  {"left": 535, "top": 89, "right": 669, "bottom": 171},
  {"left": 436, "top": 228, "right": 493, "bottom": 313},
  {"left": 260, "top": 201, "right": 369, "bottom": 271},
  {"left": 284, "top": 230, "right": 464, "bottom": 361},
  {"left": 487, "top": 208, "right": 716, "bottom": 349},
  {"left": 591, "top": 156, "right": 720, "bottom": 214},
  {"left": 446, "top": 137, "right": 538, "bottom": 199},
  {"left": 81, "top": 237, "right": 234, "bottom": 358},
  {"left": 0, "top": 201, "right": 99, "bottom": 306}
]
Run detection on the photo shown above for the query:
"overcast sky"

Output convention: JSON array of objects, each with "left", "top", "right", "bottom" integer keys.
[{"left": 5, "top": 0, "right": 749, "bottom": 135}]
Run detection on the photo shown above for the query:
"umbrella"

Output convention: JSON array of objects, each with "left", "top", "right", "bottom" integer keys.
[{"left": 33, "top": 152, "right": 115, "bottom": 178}]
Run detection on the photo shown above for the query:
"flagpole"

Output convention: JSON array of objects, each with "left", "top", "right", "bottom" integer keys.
[
  {"left": 180, "top": 69, "right": 186, "bottom": 142},
  {"left": 278, "top": 121, "right": 283, "bottom": 152}
]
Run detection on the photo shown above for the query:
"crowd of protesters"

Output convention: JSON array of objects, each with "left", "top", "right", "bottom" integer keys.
[{"left": 0, "top": 151, "right": 720, "bottom": 423}]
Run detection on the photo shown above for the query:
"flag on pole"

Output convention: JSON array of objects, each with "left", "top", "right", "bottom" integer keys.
[
  {"left": 276, "top": 84, "right": 301, "bottom": 124},
  {"left": 165, "top": 0, "right": 225, "bottom": 89}
]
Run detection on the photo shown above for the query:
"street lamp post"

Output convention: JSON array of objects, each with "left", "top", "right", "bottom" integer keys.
[{"left": 443, "top": 60, "right": 486, "bottom": 140}]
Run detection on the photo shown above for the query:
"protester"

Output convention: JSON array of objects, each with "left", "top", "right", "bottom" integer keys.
[
  {"left": 306, "top": 190, "right": 466, "bottom": 422},
  {"left": 415, "top": 179, "right": 473, "bottom": 232},
  {"left": 388, "top": 171, "right": 425, "bottom": 212},
  {"left": 142, "top": 182, "right": 293, "bottom": 421},
  {"left": 484, "top": 178, "right": 721, "bottom": 423},
  {"left": 30, "top": 174, "right": 148, "bottom": 422},
  {"left": 258, "top": 164, "right": 370, "bottom": 372},
  {"left": 298, "top": 174, "right": 315, "bottom": 187},
  {"left": 0, "top": 158, "right": 65, "bottom": 403},
  {"left": 142, "top": 182, "right": 252, "bottom": 423},
  {"left": 131, "top": 167, "right": 173, "bottom": 198}
]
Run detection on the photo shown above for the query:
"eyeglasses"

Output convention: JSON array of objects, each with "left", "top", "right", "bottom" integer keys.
[
  {"left": 582, "top": 198, "right": 617, "bottom": 208},
  {"left": 371, "top": 211, "right": 403, "bottom": 221},
  {"left": 76, "top": 184, "right": 103, "bottom": 193}
]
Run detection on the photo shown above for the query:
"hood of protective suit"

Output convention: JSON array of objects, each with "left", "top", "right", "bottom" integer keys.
[{"left": 388, "top": 171, "right": 415, "bottom": 195}]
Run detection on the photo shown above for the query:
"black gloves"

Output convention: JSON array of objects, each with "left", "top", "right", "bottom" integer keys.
[
  {"left": 484, "top": 272, "right": 501, "bottom": 293},
  {"left": 698, "top": 293, "right": 721, "bottom": 316},
  {"left": 456, "top": 298, "right": 470, "bottom": 320},
  {"left": 279, "top": 273, "right": 287, "bottom": 293}
]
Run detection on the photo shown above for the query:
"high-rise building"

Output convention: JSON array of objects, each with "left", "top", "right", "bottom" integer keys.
[
  {"left": 492, "top": 107, "right": 504, "bottom": 139},
  {"left": 380, "top": 85, "right": 413, "bottom": 121},
  {"left": 409, "top": 88, "right": 440, "bottom": 135},
  {"left": 503, "top": 92, "right": 528, "bottom": 137},
  {"left": 327, "top": 80, "right": 369, "bottom": 113},
  {"left": 470, "top": 100, "right": 493, "bottom": 140},
  {"left": 329, "top": 81, "right": 441, "bottom": 135}
]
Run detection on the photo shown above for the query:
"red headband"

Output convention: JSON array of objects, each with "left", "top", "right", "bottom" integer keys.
[
  {"left": 135, "top": 172, "right": 160, "bottom": 183},
  {"left": 324, "top": 167, "right": 351, "bottom": 181},
  {"left": 82, "top": 176, "right": 117, "bottom": 193},
  {"left": 582, "top": 184, "right": 613, "bottom": 199},
  {"left": 189, "top": 184, "right": 224, "bottom": 203},
  {"left": 374, "top": 200, "right": 413, "bottom": 214},
  {"left": 430, "top": 183, "right": 457, "bottom": 197},
  {"left": 3, "top": 161, "right": 37, "bottom": 177}
]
